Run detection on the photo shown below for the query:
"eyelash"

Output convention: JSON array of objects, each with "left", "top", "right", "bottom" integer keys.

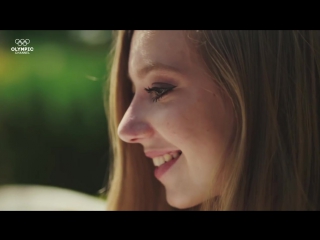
[{"left": 144, "top": 86, "right": 176, "bottom": 102}]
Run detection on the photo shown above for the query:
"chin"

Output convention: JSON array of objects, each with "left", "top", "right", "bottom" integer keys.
[{"left": 166, "top": 193, "right": 203, "bottom": 210}]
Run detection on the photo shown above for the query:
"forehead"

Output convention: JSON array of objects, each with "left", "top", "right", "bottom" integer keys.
[{"left": 128, "top": 30, "right": 197, "bottom": 78}]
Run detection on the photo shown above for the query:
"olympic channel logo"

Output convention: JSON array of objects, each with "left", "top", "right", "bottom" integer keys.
[
  {"left": 15, "top": 39, "right": 30, "bottom": 46},
  {"left": 11, "top": 39, "right": 34, "bottom": 54}
]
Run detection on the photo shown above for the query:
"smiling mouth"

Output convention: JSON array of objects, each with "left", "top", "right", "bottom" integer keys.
[
  {"left": 152, "top": 150, "right": 182, "bottom": 167},
  {"left": 154, "top": 151, "right": 182, "bottom": 179}
]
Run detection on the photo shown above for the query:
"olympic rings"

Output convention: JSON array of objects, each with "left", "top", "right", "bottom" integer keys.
[{"left": 15, "top": 39, "right": 30, "bottom": 46}]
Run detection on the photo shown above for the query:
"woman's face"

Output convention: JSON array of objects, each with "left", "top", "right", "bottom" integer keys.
[{"left": 117, "top": 30, "right": 235, "bottom": 209}]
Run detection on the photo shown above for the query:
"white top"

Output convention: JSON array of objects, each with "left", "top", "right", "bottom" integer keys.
[{"left": 0, "top": 184, "right": 107, "bottom": 211}]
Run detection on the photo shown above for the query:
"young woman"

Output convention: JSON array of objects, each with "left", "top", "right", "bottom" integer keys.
[{"left": 104, "top": 30, "right": 320, "bottom": 210}]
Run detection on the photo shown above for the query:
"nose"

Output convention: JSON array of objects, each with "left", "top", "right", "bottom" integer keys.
[{"left": 117, "top": 105, "right": 153, "bottom": 144}]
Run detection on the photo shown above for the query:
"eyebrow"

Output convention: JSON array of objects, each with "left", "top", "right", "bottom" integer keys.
[{"left": 128, "top": 61, "right": 182, "bottom": 81}]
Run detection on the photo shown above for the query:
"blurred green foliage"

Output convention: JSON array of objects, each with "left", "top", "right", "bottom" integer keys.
[{"left": 0, "top": 30, "right": 112, "bottom": 196}]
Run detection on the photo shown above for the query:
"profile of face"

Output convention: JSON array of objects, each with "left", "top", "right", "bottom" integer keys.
[{"left": 117, "top": 30, "right": 235, "bottom": 209}]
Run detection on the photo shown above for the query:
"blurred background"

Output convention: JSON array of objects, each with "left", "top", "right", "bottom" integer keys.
[{"left": 0, "top": 30, "right": 113, "bottom": 210}]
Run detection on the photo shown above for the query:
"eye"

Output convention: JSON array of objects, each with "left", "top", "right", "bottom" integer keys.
[{"left": 144, "top": 84, "right": 176, "bottom": 102}]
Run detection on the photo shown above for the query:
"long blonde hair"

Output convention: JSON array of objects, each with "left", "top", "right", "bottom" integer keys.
[{"left": 105, "top": 30, "right": 320, "bottom": 210}]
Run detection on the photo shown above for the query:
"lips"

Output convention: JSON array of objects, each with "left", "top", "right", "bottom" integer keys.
[
  {"left": 154, "top": 152, "right": 182, "bottom": 179},
  {"left": 144, "top": 150, "right": 182, "bottom": 159},
  {"left": 152, "top": 151, "right": 182, "bottom": 167}
]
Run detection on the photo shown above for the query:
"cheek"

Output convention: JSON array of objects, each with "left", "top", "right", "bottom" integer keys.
[
  {"left": 155, "top": 97, "right": 217, "bottom": 143},
  {"left": 156, "top": 113, "right": 193, "bottom": 142},
  {"left": 164, "top": 106, "right": 196, "bottom": 141},
  {"left": 159, "top": 93, "right": 232, "bottom": 156}
]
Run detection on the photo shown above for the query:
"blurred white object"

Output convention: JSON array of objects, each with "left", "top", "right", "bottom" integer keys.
[
  {"left": 0, "top": 184, "right": 107, "bottom": 210},
  {"left": 68, "top": 30, "right": 112, "bottom": 45}
]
